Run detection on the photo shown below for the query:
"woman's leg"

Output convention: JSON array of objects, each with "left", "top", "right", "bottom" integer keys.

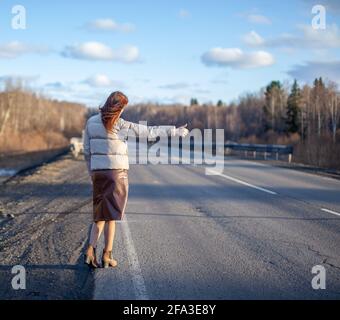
[
  {"left": 89, "top": 221, "right": 105, "bottom": 248},
  {"left": 85, "top": 221, "right": 105, "bottom": 268},
  {"left": 104, "top": 221, "right": 116, "bottom": 252},
  {"left": 102, "top": 221, "right": 118, "bottom": 268}
]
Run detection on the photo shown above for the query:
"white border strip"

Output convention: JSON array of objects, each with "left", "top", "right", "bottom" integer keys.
[
  {"left": 121, "top": 216, "right": 149, "bottom": 300},
  {"left": 208, "top": 170, "right": 278, "bottom": 195},
  {"left": 321, "top": 208, "right": 340, "bottom": 217}
]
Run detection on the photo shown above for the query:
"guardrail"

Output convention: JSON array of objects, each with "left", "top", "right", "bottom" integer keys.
[
  {"left": 224, "top": 143, "right": 293, "bottom": 163},
  {"left": 172, "top": 140, "right": 294, "bottom": 163},
  {"left": 151, "top": 139, "right": 294, "bottom": 163}
]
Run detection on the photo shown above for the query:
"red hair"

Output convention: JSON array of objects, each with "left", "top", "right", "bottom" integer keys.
[{"left": 100, "top": 91, "right": 129, "bottom": 131}]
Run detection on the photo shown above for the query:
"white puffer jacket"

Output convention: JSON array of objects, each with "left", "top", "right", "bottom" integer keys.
[{"left": 83, "top": 114, "right": 176, "bottom": 172}]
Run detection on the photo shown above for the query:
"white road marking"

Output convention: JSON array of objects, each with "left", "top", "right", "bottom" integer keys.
[
  {"left": 321, "top": 208, "right": 340, "bottom": 217},
  {"left": 207, "top": 169, "right": 278, "bottom": 195},
  {"left": 121, "top": 215, "right": 149, "bottom": 300},
  {"left": 93, "top": 216, "right": 148, "bottom": 300}
]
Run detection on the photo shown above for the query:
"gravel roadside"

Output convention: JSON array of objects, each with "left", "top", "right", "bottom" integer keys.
[{"left": 0, "top": 154, "right": 94, "bottom": 300}]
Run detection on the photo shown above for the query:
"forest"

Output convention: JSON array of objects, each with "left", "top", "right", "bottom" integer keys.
[{"left": 123, "top": 78, "right": 340, "bottom": 169}]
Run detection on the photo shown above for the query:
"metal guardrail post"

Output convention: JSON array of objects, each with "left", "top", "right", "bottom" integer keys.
[{"left": 288, "top": 154, "right": 292, "bottom": 163}]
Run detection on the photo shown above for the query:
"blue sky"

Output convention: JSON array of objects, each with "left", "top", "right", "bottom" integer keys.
[{"left": 0, "top": 0, "right": 339, "bottom": 107}]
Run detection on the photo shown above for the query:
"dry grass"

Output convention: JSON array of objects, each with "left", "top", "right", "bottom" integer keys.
[
  {"left": 0, "top": 129, "right": 68, "bottom": 155},
  {"left": 0, "top": 88, "right": 87, "bottom": 155},
  {"left": 294, "top": 136, "right": 340, "bottom": 170}
]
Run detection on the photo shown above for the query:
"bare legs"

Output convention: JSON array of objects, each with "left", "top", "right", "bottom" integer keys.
[
  {"left": 89, "top": 221, "right": 106, "bottom": 248},
  {"left": 85, "top": 222, "right": 105, "bottom": 267},
  {"left": 88, "top": 221, "right": 116, "bottom": 250},
  {"left": 104, "top": 221, "right": 116, "bottom": 251},
  {"left": 86, "top": 221, "right": 117, "bottom": 268},
  {"left": 102, "top": 221, "right": 118, "bottom": 268}
]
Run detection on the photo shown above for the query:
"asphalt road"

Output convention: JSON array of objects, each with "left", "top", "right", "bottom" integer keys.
[{"left": 1, "top": 153, "right": 340, "bottom": 299}]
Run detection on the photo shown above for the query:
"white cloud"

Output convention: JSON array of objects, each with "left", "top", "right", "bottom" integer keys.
[
  {"left": 86, "top": 18, "right": 135, "bottom": 33},
  {"left": 179, "top": 9, "right": 191, "bottom": 19},
  {"left": 243, "top": 31, "right": 265, "bottom": 46},
  {"left": 85, "top": 74, "right": 112, "bottom": 87},
  {"left": 39, "top": 76, "right": 126, "bottom": 106},
  {"left": 247, "top": 14, "right": 272, "bottom": 25},
  {"left": 0, "top": 41, "right": 49, "bottom": 59},
  {"left": 244, "top": 24, "right": 340, "bottom": 49},
  {"left": 62, "top": 42, "right": 140, "bottom": 63},
  {"left": 299, "top": 24, "right": 340, "bottom": 48},
  {"left": 41, "top": 80, "right": 111, "bottom": 107},
  {"left": 84, "top": 74, "right": 126, "bottom": 88},
  {"left": 202, "top": 47, "right": 274, "bottom": 69}
]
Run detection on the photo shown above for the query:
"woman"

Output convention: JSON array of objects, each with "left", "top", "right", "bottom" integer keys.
[{"left": 83, "top": 91, "right": 189, "bottom": 268}]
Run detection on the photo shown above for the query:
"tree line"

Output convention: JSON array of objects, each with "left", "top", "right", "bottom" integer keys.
[
  {"left": 0, "top": 80, "right": 86, "bottom": 154},
  {"left": 262, "top": 78, "right": 339, "bottom": 143},
  {"left": 1, "top": 76, "right": 339, "bottom": 169}
]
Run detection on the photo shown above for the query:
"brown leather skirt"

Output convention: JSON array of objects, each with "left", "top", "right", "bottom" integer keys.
[{"left": 92, "top": 169, "right": 129, "bottom": 221}]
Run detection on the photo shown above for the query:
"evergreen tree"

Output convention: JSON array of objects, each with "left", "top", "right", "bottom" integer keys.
[
  {"left": 190, "top": 98, "right": 198, "bottom": 106},
  {"left": 286, "top": 79, "right": 301, "bottom": 133},
  {"left": 217, "top": 100, "right": 224, "bottom": 107}
]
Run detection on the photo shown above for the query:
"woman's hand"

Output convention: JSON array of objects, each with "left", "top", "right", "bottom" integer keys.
[{"left": 176, "top": 124, "right": 189, "bottom": 137}]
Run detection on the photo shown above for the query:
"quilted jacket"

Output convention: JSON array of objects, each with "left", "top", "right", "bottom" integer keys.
[{"left": 83, "top": 114, "right": 176, "bottom": 172}]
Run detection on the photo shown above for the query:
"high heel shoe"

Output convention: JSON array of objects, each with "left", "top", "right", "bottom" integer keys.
[
  {"left": 84, "top": 246, "right": 98, "bottom": 269},
  {"left": 102, "top": 250, "right": 118, "bottom": 268}
]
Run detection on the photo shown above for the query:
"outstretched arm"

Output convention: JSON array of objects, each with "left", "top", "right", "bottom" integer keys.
[{"left": 119, "top": 119, "right": 189, "bottom": 139}]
